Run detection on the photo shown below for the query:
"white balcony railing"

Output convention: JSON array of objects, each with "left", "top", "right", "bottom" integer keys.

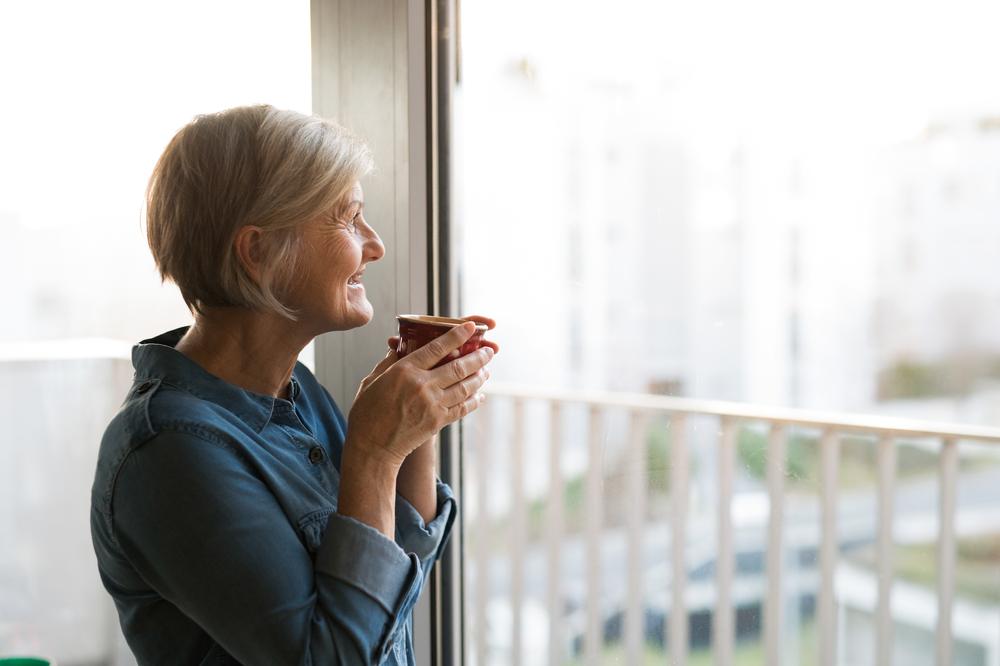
[{"left": 470, "top": 382, "right": 1000, "bottom": 666}]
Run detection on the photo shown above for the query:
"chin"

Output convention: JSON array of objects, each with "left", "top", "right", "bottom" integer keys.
[{"left": 325, "top": 303, "right": 374, "bottom": 332}]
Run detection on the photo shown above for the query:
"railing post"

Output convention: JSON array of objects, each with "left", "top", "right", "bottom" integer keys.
[
  {"left": 511, "top": 398, "right": 525, "bottom": 666},
  {"left": 765, "top": 424, "right": 787, "bottom": 666},
  {"left": 714, "top": 418, "right": 737, "bottom": 666},
  {"left": 818, "top": 429, "right": 840, "bottom": 666},
  {"left": 474, "top": 403, "right": 492, "bottom": 666},
  {"left": 876, "top": 434, "right": 896, "bottom": 666},
  {"left": 547, "top": 401, "right": 565, "bottom": 666},
  {"left": 625, "top": 411, "right": 650, "bottom": 665},
  {"left": 936, "top": 437, "right": 958, "bottom": 666},
  {"left": 585, "top": 405, "right": 604, "bottom": 666},
  {"left": 670, "top": 413, "right": 689, "bottom": 666}
]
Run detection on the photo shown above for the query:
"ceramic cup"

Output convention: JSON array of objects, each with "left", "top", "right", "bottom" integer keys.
[{"left": 396, "top": 315, "right": 487, "bottom": 368}]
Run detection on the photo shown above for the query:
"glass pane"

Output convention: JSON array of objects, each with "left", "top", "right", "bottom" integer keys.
[
  {"left": 0, "top": 2, "right": 310, "bottom": 662},
  {"left": 456, "top": 1, "right": 1000, "bottom": 664}
]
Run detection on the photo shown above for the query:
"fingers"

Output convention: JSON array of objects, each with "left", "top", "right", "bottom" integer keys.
[
  {"left": 460, "top": 315, "right": 498, "bottom": 353},
  {"left": 405, "top": 321, "right": 476, "bottom": 369},
  {"left": 391, "top": 332, "right": 496, "bottom": 354},
  {"left": 431, "top": 345, "right": 494, "bottom": 387},
  {"left": 441, "top": 367, "right": 490, "bottom": 407},
  {"left": 446, "top": 391, "right": 486, "bottom": 422},
  {"left": 481, "top": 339, "right": 500, "bottom": 354},
  {"left": 461, "top": 314, "right": 496, "bottom": 330}
]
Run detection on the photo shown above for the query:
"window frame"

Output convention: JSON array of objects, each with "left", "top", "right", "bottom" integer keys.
[{"left": 311, "top": 0, "right": 463, "bottom": 663}]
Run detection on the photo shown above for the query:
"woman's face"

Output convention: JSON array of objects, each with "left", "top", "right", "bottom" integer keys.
[{"left": 290, "top": 182, "right": 385, "bottom": 333}]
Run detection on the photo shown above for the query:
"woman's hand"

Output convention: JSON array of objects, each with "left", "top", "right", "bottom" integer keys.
[{"left": 346, "top": 321, "right": 496, "bottom": 469}]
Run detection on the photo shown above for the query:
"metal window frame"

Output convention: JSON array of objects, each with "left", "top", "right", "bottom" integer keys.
[{"left": 311, "top": 1, "right": 462, "bottom": 663}]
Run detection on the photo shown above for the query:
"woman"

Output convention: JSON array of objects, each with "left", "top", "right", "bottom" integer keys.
[{"left": 90, "top": 105, "right": 496, "bottom": 664}]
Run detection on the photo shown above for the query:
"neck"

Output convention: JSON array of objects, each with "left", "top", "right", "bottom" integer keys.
[{"left": 176, "top": 307, "right": 312, "bottom": 399}]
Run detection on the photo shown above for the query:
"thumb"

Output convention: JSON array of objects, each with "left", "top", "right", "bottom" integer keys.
[{"left": 405, "top": 321, "right": 476, "bottom": 369}]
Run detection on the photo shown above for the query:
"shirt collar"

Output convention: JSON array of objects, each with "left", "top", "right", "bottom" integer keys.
[{"left": 132, "top": 326, "right": 300, "bottom": 433}]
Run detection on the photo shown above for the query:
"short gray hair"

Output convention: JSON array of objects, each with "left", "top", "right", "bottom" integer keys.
[{"left": 146, "top": 105, "right": 374, "bottom": 318}]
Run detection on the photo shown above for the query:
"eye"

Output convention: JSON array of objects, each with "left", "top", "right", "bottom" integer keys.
[{"left": 350, "top": 211, "right": 362, "bottom": 232}]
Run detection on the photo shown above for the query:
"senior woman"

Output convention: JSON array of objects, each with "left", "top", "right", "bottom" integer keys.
[{"left": 90, "top": 105, "right": 496, "bottom": 665}]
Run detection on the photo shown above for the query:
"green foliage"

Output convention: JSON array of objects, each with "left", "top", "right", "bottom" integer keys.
[
  {"left": 878, "top": 359, "right": 944, "bottom": 399},
  {"left": 878, "top": 352, "right": 1000, "bottom": 400},
  {"left": 527, "top": 474, "right": 585, "bottom": 538},
  {"left": 851, "top": 533, "right": 1000, "bottom": 604},
  {"left": 736, "top": 427, "right": 810, "bottom": 482},
  {"left": 646, "top": 419, "right": 672, "bottom": 495}
]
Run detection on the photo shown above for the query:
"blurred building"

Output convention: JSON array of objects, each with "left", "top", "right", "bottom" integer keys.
[{"left": 873, "top": 116, "right": 1000, "bottom": 408}]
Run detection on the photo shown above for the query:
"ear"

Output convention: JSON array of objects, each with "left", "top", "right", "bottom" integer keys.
[{"left": 233, "top": 225, "right": 265, "bottom": 283}]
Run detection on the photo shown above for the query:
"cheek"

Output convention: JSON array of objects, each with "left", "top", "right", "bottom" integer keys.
[
  {"left": 311, "top": 234, "right": 361, "bottom": 280},
  {"left": 337, "top": 235, "right": 363, "bottom": 269}
]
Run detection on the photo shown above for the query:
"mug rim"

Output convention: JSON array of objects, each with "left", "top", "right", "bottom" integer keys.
[{"left": 397, "top": 314, "right": 488, "bottom": 333}]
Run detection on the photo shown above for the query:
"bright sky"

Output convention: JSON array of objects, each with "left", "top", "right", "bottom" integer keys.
[
  {"left": 467, "top": 0, "right": 1000, "bottom": 147},
  {"left": 0, "top": 0, "right": 311, "bottom": 232},
  {"left": 0, "top": 1, "right": 311, "bottom": 342}
]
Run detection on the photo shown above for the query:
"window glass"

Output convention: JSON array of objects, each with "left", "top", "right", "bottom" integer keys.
[
  {"left": 456, "top": 1, "right": 1000, "bottom": 664},
  {"left": 0, "top": 2, "right": 310, "bottom": 661}
]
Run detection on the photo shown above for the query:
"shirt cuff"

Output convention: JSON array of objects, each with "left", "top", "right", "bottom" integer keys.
[
  {"left": 317, "top": 511, "right": 420, "bottom": 615},
  {"left": 395, "top": 480, "right": 458, "bottom": 563}
]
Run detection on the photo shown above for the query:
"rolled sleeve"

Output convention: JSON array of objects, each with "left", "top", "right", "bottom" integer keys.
[
  {"left": 319, "top": 512, "right": 419, "bottom": 614},
  {"left": 394, "top": 479, "right": 457, "bottom": 567},
  {"left": 317, "top": 513, "right": 427, "bottom": 662}
]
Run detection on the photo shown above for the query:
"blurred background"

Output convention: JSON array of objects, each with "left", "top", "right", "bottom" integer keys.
[
  {"left": 455, "top": 0, "right": 1000, "bottom": 664},
  {"left": 0, "top": 1, "right": 310, "bottom": 662}
]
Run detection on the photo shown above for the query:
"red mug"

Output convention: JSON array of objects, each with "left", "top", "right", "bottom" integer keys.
[{"left": 396, "top": 315, "right": 488, "bottom": 368}]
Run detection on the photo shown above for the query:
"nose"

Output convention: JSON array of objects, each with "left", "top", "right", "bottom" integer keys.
[{"left": 363, "top": 223, "right": 385, "bottom": 263}]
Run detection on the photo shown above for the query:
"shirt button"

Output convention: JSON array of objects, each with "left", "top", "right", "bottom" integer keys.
[
  {"left": 136, "top": 380, "right": 154, "bottom": 395},
  {"left": 308, "top": 446, "right": 326, "bottom": 464}
]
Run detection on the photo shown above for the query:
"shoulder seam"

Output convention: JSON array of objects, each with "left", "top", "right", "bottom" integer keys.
[{"left": 107, "top": 426, "right": 241, "bottom": 548}]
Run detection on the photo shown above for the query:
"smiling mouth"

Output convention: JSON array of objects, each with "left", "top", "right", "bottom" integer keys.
[{"left": 348, "top": 271, "right": 364, "bottom": 286}]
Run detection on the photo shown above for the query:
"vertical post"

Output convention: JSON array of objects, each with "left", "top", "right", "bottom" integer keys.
[
  {"left": 585, "top": 405, "right": 604, "bottom": 666},
  {"left": 714, "top": 418, "right": 737, "bottom": 666},
  {"left": 510, "top": 398, "right": 525, "bottom": 666},
  {"left": 474, "top": 403, "right": 491, "bottom": 666},
  {"left": 818, "top": 430, "right": 840, "bottom": 666},
  {"left": 936, "top": 438, "right": 958, "bottom": 666},
  {"left": 625, "top": 411, "right": 650, "bottom": 665},
  {"left": 670, "top": 413, "right": 689, "bottom": 666},
  {"left": 547, "top": 401, "right": 565, "bottom": 666},
  {"left": 310, "top": 0, "right": 437, "bottom": 661},
  {"left": 876, "top": 435, "right": 896, "bottom": 666},
  {"left": 765, "top": 424, "right": 787, "bottom": 666}
]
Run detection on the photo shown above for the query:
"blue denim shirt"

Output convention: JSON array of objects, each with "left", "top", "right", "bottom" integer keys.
[{"left": 90, "top": 327, "right": 456, "bottom": 665}]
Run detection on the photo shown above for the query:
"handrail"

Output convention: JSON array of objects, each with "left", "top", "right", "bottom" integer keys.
[
  {"left": 484, "top": 382, "right": 1000, "bottom": 443},
  {"left": 0, "top": 338, "right": 132, "bottom": 362},
  {"left": 473, "top": 382, "right": 998, "bottom": 666}
]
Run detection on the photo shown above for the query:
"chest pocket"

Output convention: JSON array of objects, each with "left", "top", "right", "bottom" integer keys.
[{"left": 297, "top": 509, "right": 336, "bottom": 554}]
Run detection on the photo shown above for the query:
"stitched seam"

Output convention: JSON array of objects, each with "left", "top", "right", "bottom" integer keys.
[
  {"left": 150, "top": 377, "right": 271, "bottom": 431},
  {"left": 297, "top": 508, "right": 335, "bottom": 530}
]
